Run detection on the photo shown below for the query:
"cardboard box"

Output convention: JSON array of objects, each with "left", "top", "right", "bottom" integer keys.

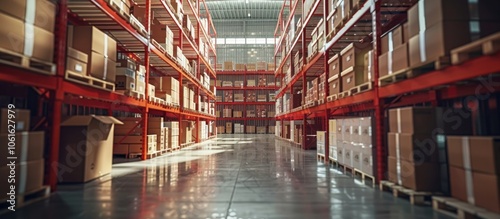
[
  {"left": 378, "top": 52, "right": 389, "bottom": 78},
  {"left": 328, "top": 76, "right": 341, "bottom": 96},
  {"left": 1, "top": 108, "right": 30, "bottom": 134},
  {"left": 224, "top": 61, "right": 233, "bottom": 70},
  {"left": 409, "top": 21, "right": 470, "bottom": 68},
  {"left": 340, "top": 42, "right": 371, "bottom": 71},
  {"left": 328, "top": 54, "right": 341, "bottom": 79},
  {"left": 217, "top": 126, "right": 225, "bottom": 134},
  {"left": 89, "top": 51, "right": 117, "bottom": 82},
  {"left": 392, "top": 43, "right": 409, "bottom": 73},
  {"left": 340, "top": 66, "right": 364, "bottom": 91},
  {"left": 0, "top": 159, "right": 44, "bottom": 200},
  {"left": 0, "top": 0, "right": 55, "bottom": 32},
  {"left": 388, "top": 107, "right": 437, "bottom": 134},
  {"left": 246, "top": 126, "right": 255, "bottom": 134},
  {"left": 0, "top": 131, "right": 44, "bottom": 166},
  {"left": 401, "top": 160, "right": 442, "bottom": 191},
  {"left": 473, "top": 171, "right": 500, "bottom": 213},
  {"left": 257, "top": 126, "right": 266, "bottom": 134},
  {"left": 115, "top": 75, "right": 135, "bottom": 90},
  {"left": 67, "top": 47, "right": 88, "bottom": 75},
  {"left": 58, "top": 116, "right": 123, "bottom": 183},
  {"left": 72, "top": 26, "right": 117, "bottom": 62},
  {"left": 150, "top": 77, "right": 179, "bottom": 92},
  {"left": 0, "top": 13, "right": 25, "bottom": 54},
  {"left": 448, "top": 136, "right": 500, "bottom": 174},
  {"left": 387, "top": 132, "right": 440, "bottom": 163}
]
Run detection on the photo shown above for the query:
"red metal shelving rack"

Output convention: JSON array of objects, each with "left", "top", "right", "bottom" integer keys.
[
  {"left": 215, "top": 69, "right": 276, "bottom": 134},
  {"left": 273, "top": 0, "right": 500, "bottom": 182},
  {"left": 0, "top": 0, "right": 218, "bottom": 191}
]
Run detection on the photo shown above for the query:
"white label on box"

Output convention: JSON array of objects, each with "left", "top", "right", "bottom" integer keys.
[{"left": 75, "top": 64, "right": 83, "bottom": 72}]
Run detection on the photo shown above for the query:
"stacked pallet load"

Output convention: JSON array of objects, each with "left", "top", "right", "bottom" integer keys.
[
  {"left": 180, "top": 121, "right": 193, "bottom": 145},
  {"left": 164, "top": 121, "right": 180, "bottom": 150},
  {"left": 115, "top": 53, "right": 137, "bottom": 93},
  {"left": 386, "top": 107, "right": 472, "bottom": 196},
  {"left": 151, "top": 76, "right": 180, "bottom": 106},
  {"left": 0, "top": 0, "right": 56, "bottom": 75},
  {"left": 225, "top": 122, "right": 233, "bottom": 134},
  {"left": 0, "top": 108, "right": 47, "bottom": 199},
  {"left": 148, "top": 117, "right": 166, "bottom": 153},
  {"left": 151, "top": 21, "right": 174, "bottom": 57},
  {"left": 339, "top": 41, "right": 371, "bottom": 97},
  {"left": 234, "top": 123, "right": 244, "bottom": 134},
  {"left": 114, "top": 117, "right": 156, "bottom": 157},
  {"left": 67, "top": 25, "right": 117, "bottom": 91},
  {"left": 317, "top": 131, "right": 326, "bottom": 158},
  {"left": 327, "top": 54, "right": 341, "bottom": 100}
]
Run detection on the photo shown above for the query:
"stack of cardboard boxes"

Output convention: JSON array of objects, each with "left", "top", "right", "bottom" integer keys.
[
  {"left": 70, "top": 26, "right": 117, "bottom": 83},
  {"left": 234, "top": 123, "right": 244, "bottom": 134},
  {"left": 246, "top": 125, "right": 256, "bottom": 134},
  {"left": 256, "top": 106, "right": 267, "bottom": 118},
  {"left": 234, "top": 92, "right": 244, "bottom": 102},
  {"left": 180, "top": 121, "right": 193, "bottom": 144},
  {"left": 318, "top": 73, "right": 326, "bottom": 101},
  {"left": 223, "top": 108, "right": 232, "bottom": 118},
  {"left": 164, "top": 121, "right": 180, "bottom": 150},
  {"left": 247, "top": 63, "right": 256, "bottom": 71},
  {"left": 256, "top": 61, "right": 267, "bottom": 71},
  {"left": 258, "top": 75, "right": 267, "bottom": 87},
  {"left": 151, "top": 23, "right": 174, "bottom": 57},
  {"left": 339, "top": 42, "right": 371, "bottom": 92},
  {"left": 151, "top": 76, "right": 180, "bottom": 105},
  {"left": 0, "top": 109, "right": 45, "bottom": 198},
  {"left": 317, "top": 131, "right": 326, "bottom": 156},
  {"left": 247, "top": 91, "right": 257, "bottom": 102},
  {"left": 113, "top": 117, "right": 143, "bottom": 155},
  {"left": 224, "top": 61, "right": 234, "bottom": 71},
  {"left": 148, "top": 117, "right": 166, "bottom": 152},
  {"left": 330, "top": 117, "right": 373, "bottom": 176},
  {"left": 235, "top": 64, "right": 245, "bottom": 71},
  {"left": 388, "top": 107, "right": 472, "bottom": 192},
  {"left": 225, "top": 122, "right": 233, "bottom": 134},
  {"left": 224, "top": 91, "right": 233, "bottom": 102},
  {"left": 0, "top": 0, "right": 56, "bottom": 65},
  {"left": 115, "top": 53, "right": 136, "bottom": 92}
]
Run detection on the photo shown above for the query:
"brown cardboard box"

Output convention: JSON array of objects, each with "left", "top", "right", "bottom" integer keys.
[
  {"left": 473, "top": 171, "right": 500, "bottom": 213},
  {"left": 388, "top": 107, "right": 436, "bottom": 134},
  {"left": 403, "top": 23, "right": 410, "bottom": 43},
  {"left": 449, "top": 165, "right": 469, "bottom": 202},
  {"left": 150, "top": 77, "right": 179, "bottom": 92},
  {"left": 400, "top": 160, "right": 441, "bottom": 191},
  {"left": 340, "top": 66, "right": 364, "bottom": 91},
  {"left": 115, "top": 75, "right": 135, "bottom": 90},
  {"left": 225, "top": 122, "right": 233, "bottom": 134},
  {"left": 67, "top": 55, "right": 88, "bottom": 76},
  {"left": 0, "top": 131, "right": 44, "bottom": 166},
  {"left": 257, "top": 126, "right": 266, "bottom": 134},
  {"left": 378, "top": 52, "right": 389, "bottom": 78},
  {"left": 0, "top": 159, "right": 44, "bottom": 200},
  {"left": 470, "top": 137, "right": 500, "bottom": 174},
  {"left": 340, "top": 42, "right": 371, "bottom": 71},
  {"left": 246, "top": 126, "right": 255, "bottom": 134},
  {"left": 151, "top": 24, "right": 167, "bottom": 44},
  {"left": 397, "top": 132, "right": 439, "bottom": 163},
  {"left": 392, "top": 25, "right": 404, "bottom": 48},
  {"left": 409, "top": 21, "right": 470, "bottom": 68},
  {"left": 217, "top": 126, "right": 225, "bottom": 134},
  {"left": 59, "top": 116, "right": 123, "bottom": 183},
  {"left": 448, "top": 136, "right": 500, "bottom": 174},
  {"left": 224, "top": 61, "right": 233, "bottom": 71},
  {"left": 72, "top": 26, "right": 117, "bottom": 61},
  {"left": 328, "top": 54, "right": 341, "bottom": 79},
  {"left": 1, "top": 108, "right": 30, "bottom": 134},
  {"left": 392, "top": 43, "right": 409, "bottom": 73},
  {"left": 0, "top": 13, "right": 24, "bottom": 54},
  {"left": 0, "top": 0, "right": 27, "bottom": 21},
  {"left": 381, "top": 34, "right": 389, "bottom": 54},
  {"left": 89, "top": 51, "right": 117, "bottom": 82},
  {"left": 328, "top": 76, "right": 341, "bottom": 96},
  {"left": 31, "top": 26, "right": 55, "bottom": 63}
]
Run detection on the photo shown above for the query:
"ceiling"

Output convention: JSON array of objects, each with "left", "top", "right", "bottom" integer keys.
[{"left": 204, "top": 0, "right": 284, "bottom": 20}]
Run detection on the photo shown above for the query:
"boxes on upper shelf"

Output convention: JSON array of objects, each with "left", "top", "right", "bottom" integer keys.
[
  {"left": 67, "top": 47, "right": 88, "bottom": 76},
  {"left": 71, "top": 26, "right": 117, "bottom": 82},
  {"left": 224, "top": 61, "right": 234, "bottom": 71}
]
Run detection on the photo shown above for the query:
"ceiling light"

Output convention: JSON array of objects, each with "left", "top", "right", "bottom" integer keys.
[
  {"left": 248, "top": 13, "right": 251, "bottom": 17},
  {"left": 246, "top": 0, "right": 249, "bottom": 3}
]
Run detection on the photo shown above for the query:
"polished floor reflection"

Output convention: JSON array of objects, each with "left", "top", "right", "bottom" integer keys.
[{"left": 3, "top": 134, "right": 451, "bottom": 219}]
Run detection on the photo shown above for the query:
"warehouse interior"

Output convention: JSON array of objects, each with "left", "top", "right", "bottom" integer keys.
[{"left": 1, "top": 0, "right": 500, "bottom": 218}]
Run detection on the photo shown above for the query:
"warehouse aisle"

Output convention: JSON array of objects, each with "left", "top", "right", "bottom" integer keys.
[{"left": 4, "top": 135, "right": 450, "bottom": 219}]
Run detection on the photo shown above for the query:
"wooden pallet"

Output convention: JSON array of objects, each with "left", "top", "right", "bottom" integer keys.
[
  {"left": 152, "top": 40, "right": 166, "bottom": 54},
  {"left": 65, "top": 71, "right": 115, "bottom": 91},
  {"left": 317, "top": 154, "right": 326, "bottom": 162},
  {"left": 451, "top": 32, "right": 500, "bottom": 65},
  {"left": 0, "top": 48, "right": 56, "bottom": 75},
  {"left": 124, "top": 90, "right": 145, "bottom": 99},
  {"left": 337, "top": 162, "right": 354, "bottom": 175},
  {"left": 379, "top": 181, "right": 436, "bottom": 205},
  {"left": 378, "top": 56, "right": 450, "bottom": 86},
  {"left": 106, "top": 0, "right": 130, "bottom": 20},
  {"left": 353, "top": 168, "right": 375, "bottom": 187},
  {"left": 350, "top": 82, "right": 372, "bottom": 95},
  {"left": 338, "top": 90, "right": 351, "bottom": 99},
  {"left": 432, "top": 196, "right": 500, "bottom": 219},
  {"left": 129, "top": 15, "right": 148, "bottom": 37},
  {"left": 327, "top": 94, "right": 338, "bottom": 102},
  {"left": 0, "top": 186, "right": 50, "bottom": 213}
]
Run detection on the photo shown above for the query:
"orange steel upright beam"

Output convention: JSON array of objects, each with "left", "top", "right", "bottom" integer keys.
[
  {"left": 142, "top": 0, "right": 152, "bottom": 160},
  {"left": 48, "top": 0, "right": 68, "bottom": 191},
  {"left": 372, "top": 0, "right": 384, "bottom": 182}
]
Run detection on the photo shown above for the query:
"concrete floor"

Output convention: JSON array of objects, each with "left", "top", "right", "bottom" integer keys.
[{"left": 3, "top": 134, "right": 451, "bottom": 219}]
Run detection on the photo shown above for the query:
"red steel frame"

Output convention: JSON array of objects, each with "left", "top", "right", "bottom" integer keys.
[
  {"left": 0, "top": 0, "right": 218, "bottom": 191},
  {"left": 273, "top": 0, "right": 500, "bottom": 182},
  {"left": 215, "top": 69, "right": 277, "bottom": 133}
]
